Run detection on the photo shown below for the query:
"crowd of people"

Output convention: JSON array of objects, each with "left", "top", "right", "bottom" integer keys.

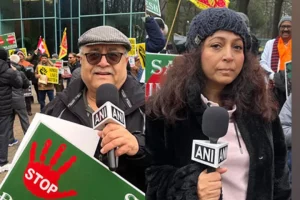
[{"left": 0, "top": 7, "right": 292, "bottom": 200}]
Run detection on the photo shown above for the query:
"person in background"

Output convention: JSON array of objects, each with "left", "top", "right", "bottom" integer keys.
[
  {"left": 260, "top": 15, "right": 292, "bottom": 111},
  {"left": 35, "top": 53, "right": 55, "bottom": 112},
  {"left": 145, "top": 8, "right": 291, "bottom": 200},
  {"left": 15, "top": 49, "right": 34, "bottom": 116},
  {"left": 279, "top": 94, "right": 292, "bottom": 184},
  {"left": 26, "top": 49, "right": 41, "bottom": 105},
  {"left": 0, "top": 47, "right": 23, "bottom": 172},
  {"left": 8, "top": 54, "right": 30, "bottom": 147},
  {"left": 52, "top": 53, "right": 64, "bottom": 93},
  {"left": 145, "top": 15, "right": 166, "bottom": 53},
  {"left": 66, "top": 52, "right": 81, "bottom": 87}
]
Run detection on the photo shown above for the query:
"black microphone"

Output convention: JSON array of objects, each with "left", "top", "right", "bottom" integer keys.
[
  {"left": 92, "top": 83, "right": 126, "bottom": 171},
  {"left": 191, "top": 106, "right": 229, "bottom": 173}
]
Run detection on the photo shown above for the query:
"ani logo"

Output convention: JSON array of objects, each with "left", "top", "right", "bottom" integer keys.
[{"left": 0, "top": 192, "right": 13, "bottom": 200}]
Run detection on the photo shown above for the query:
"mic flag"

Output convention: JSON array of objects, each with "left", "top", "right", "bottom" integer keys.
[{"left": 191, "top": 140, "right": 228, "bottom": 168}]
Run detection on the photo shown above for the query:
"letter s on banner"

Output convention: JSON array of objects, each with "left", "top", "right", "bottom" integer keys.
[
  {"left": 124, "top": 193, "right": 139, "bottom": 200},
  {"left": 0, "top": 192, "right": 13, "bottom": 200}
]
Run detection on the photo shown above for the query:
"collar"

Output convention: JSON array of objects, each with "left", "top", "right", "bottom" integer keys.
[{"left": 200, "top": 94, "right": 236, "bottom": 118}]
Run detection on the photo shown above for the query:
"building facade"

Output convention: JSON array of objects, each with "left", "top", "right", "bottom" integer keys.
[{"left": 0, "top": 0, "right": 145, "bottom": 56}]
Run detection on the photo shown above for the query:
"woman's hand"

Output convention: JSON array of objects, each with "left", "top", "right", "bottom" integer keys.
[{"left": 197, "top": 168, "right": 227, "bottom": 200}]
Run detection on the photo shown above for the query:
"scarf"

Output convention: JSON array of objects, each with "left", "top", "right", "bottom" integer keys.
[{"left": 278, "top": 37, "right": 292, "bottom": 71}]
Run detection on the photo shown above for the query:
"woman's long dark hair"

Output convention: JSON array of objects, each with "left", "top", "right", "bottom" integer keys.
[{"left": 146, "top": 47, "right": 278, "bottom": 123}]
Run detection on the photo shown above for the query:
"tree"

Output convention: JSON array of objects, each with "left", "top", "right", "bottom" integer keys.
[
  {"left": 272, "top": 0, "right": 285, "bottom": 38},
  {"left": 236, "top": 0, "right": 251, "bottom": 14}
]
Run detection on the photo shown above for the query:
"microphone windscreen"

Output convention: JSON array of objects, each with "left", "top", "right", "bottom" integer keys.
[
  {"left": 202, "top": 106, "right": 229, "bottom": 139},
  {"left": 96, "top": 83, "right": 119, "bottom": 108}
]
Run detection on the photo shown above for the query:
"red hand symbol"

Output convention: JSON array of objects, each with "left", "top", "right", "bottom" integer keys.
[{"left": 23, "top": 139, "right": 77, "bottom": 199}]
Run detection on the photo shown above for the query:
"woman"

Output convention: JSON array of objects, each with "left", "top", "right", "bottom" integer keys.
[{"left": 145, "top": 8, "right": 291, "bottom": 200}]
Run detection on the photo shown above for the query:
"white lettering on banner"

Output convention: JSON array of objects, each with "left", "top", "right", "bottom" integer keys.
[
  {"left": 150, "top": 60, "right": 173, "bottom": 75},
  {"left": 24, "top": 168, "right": 58, "bottom": 194},
  {"left": 0, "top": 192, "right": 13, "bottom": 200},
  {"left": 124, "top": 193, "right": 139, "bottom": 200}
]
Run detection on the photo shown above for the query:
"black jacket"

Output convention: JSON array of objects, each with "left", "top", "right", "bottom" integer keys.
[
  {"left": 43, "top": 74, "right": 149, "bottom": 192},
  {"left": 0, "top": 60, "right": 23, "bottom": 116},
  {"left": 12, "top": 71, "right": 30, "bottom": 110},
  {"left": 145, "top": 17, "right": 166, "bottom": 53},
  {"left": 145, "top": 101, "right": 291, "bottom": 200}
]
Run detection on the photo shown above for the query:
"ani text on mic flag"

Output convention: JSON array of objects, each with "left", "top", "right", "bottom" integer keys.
[
  {"left": 189, "top": 0, "right": 230, "bottom": 10},
  {"left": 58, "top": 28, "right": 68, "bottom": 60}
]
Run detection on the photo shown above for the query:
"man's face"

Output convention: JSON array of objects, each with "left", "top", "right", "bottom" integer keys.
[
  {"left": 68, "top": 54, "right": 77, "bottom": 64},
  {"left": 279, "top": 21, "right": 292, "bottom": 40},
  {"left": 80, "top": 44, "right": 129, "bottom": 93},
  {"left": 41, "top": 56, "right": 48, "bottom": 64},
  {"left": 17, "top": 53, "right": 24, "bottom": 60}
]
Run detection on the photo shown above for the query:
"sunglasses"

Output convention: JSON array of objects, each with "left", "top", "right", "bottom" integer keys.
[{"left": 84, "top": 52, "right": 125, "bottom": 65}]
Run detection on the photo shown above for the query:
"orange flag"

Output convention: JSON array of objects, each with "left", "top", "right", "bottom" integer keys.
[
  {"left": 189, "top": 0, "right": 230, "bottom": 10},
  {"left": 58, "top": 28, "right": 68, "bottom": 60}
]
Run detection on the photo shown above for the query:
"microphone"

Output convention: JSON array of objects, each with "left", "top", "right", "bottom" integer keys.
[
  {"left": 191, "top": 106, "right": 229, "bottom": 173},
  {"left": 92, "top": 83, "right": 126, "bottom": 171}
]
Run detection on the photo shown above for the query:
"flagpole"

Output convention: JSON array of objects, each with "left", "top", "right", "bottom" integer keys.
[{"left": 164, "top": 0, "right": 182, "bottom": 50}]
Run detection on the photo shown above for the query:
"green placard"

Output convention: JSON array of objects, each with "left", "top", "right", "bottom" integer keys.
[
  {"left": 0, "top": 32, "right": 17, "bottom": 50},
  {"left": 146, "top": 0, "right": 161, "bottom": 17},
  {"left": 0, "top": 121, "right": 144, "bottom": 199},
  {"left": 145, "top": 53, "right": 178, "bottom": 98}
]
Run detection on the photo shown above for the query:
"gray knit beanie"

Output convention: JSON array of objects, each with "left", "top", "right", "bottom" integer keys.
[
  {"left": 278, "top": 15, "right": 292, "bottom": 29},
  {"left": 186, "top": 8, "right": 251, "bottom": 51}
]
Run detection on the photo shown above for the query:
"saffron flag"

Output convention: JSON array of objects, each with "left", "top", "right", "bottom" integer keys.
[
  {"left": 37, "top": 36, "right": 50, "bottom": 57},
  {"left": 58, "top": 28, "right": 68, "bottom": 60},
  {"left": 189, "top": 0, "right": 230, "bottom": 10}
]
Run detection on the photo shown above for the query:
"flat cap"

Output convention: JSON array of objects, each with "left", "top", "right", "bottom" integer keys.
[{"left": 78, "top": 26, "right": 131, "bottom": 51}]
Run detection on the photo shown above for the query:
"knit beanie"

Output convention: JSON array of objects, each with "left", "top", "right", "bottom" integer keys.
[
  {"left": 186, "top": 8, "right": 251, "bottom": 51},
  {"left": 15, "top": 49, "right": 25, "bottom": 58},
  {"left": 278, "top": 15, "right": 291, "bottom": 29},
  {"left": 0, "top": 47, "right": 8, "bottom": 61}
]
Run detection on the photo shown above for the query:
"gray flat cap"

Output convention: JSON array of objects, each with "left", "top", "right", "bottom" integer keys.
[{"left": 78, "top": 26, "right": 131, "bottom": 51}]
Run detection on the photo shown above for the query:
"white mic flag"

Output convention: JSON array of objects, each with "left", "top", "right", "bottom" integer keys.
[
  {"left": 92, "top": 102, "right": 126, "bottom": 131},
  {"left": 191, "top": 140, "right": 228, "bottom": 168}
]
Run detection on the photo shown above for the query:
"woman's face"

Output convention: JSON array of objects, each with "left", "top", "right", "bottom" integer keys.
[{"left": 201, "top": 30, "right": 244, "bottom": 89}]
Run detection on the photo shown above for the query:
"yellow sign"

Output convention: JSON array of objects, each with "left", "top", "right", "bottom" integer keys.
[
  {"left": 128, "top": 38, "right": 137, "bottom": 57},
  {"left": 37, "top": 65, "right": 59, "bottom": 84},
  {"left": 8, "top": 48, "right": 27, "bottom": 57},
  {"left": 136, "top": 43, "right": 145, "bottom": 69}
]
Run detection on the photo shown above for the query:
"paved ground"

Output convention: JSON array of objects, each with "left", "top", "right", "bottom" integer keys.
[{"left": 0, "top": 88, "right": 54, "bottom": 184}]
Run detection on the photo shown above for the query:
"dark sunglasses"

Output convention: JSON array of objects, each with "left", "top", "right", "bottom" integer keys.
[
  {"left": 68, "top": 57, "right": 74, "bottom": 59},
  {"left": 84, "top": 52, "right": 125, "bottom": 65}
]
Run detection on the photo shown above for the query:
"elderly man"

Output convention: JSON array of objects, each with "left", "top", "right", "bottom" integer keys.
[
  {"left": 260, "top": 15, "right": 292, "bottom": 109},
  {"left": 43, "top": 26, "right": 147, "bottom": 191}
]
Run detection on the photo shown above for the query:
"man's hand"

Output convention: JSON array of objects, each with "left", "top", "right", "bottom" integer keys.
[{"left": 98, "top": 124, "right": 139, "bottom": 157}]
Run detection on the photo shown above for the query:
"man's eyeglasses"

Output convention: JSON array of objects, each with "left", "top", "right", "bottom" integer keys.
[
  {"left": 68, "top": 57, "right": 74, "bottom": 59},
  {"left": 280, "top": 25, "right": 292, "bottom": 30},
  {"left": 84, "top": 52, "right": 125, "bottom": 65}
]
